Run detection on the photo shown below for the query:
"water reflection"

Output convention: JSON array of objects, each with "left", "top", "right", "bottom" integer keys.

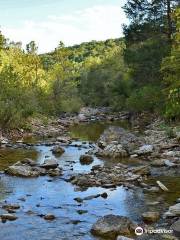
[
  {"left": 0, "top": 174, "right": 144, "bottom": 240},
  {"left": 69, "top": 120, "right": 130, "bottom": 141},
  {"left": 0, "top": 148, "right": 38, "bottom": 170},
  {"left": 0, "top": 121, "right": 179, "bottom": 240},
  {"left": 0, "top": 178, "right": 12, "bottom": 201}
]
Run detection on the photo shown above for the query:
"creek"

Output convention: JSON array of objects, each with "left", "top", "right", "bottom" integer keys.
[{"left": 0, "top": 121, "right": 179, "bottom": 240}]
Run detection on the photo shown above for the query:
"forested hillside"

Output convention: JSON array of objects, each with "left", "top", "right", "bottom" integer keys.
[{"left": 0, "top": 1, "right": 179, "bottom": 129}]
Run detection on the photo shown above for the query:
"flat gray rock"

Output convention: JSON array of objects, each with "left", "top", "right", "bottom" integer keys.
[{"left": 91, "top": 214, "right": 136, "bottom": 239}]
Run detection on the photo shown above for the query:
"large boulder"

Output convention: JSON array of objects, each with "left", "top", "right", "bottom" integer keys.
[
  {"left": 5, "top": 159, "right": 60, "bottom": 178},
  {"left": 165, "top": 203, "right": 180, "bottom": 217},
  {"left": 171, "top": 219, "right": 180, "bottom": 238},
  {"left": 97, "top": 143, "right": 128, "bottom": 158},
  {"left": 98, "top": 126, "right": 142, "bottom": 153},
  {"left": 6, "top": 163, "right": 40, "bottom": 177},
  {"left": 91, "top": 214, "right": 137, "bottom": 239},
  {"left": 40, "top": 159, "right": 59, "bottom": 169}
]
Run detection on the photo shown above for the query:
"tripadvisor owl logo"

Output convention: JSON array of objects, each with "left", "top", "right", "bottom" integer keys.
[{"left": 135, "top": 226, "right": 144, "bottom": 236}]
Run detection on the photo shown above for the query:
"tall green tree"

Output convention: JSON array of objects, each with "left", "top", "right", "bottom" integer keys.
[
  {"left": 0, "top": 31, "right": 6, "bottom": 50},
  {"left": 161, "top": 7, "right": 180, "bottom": 119}
]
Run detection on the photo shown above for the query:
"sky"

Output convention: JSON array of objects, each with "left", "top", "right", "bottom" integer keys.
[{"left": 0, "top": 0, "right": 127, "bottom": 53}]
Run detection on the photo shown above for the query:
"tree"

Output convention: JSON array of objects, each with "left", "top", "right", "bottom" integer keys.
[
  {"left": 0, "top": 31, "right": 6, "bottom": 50},
  {"left": 26, "top": 41, "right": 38, "bottom": 54},
  {"left": 123, "top": 0, "right": 179, "bottom": 42},
  {"left": 161, "top": 7, "right": 180, "bottom": 119},
  {"left": 79, "top": 41, "right": 131, "bottom": 109}
]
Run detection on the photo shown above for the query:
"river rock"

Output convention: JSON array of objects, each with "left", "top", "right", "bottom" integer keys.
[
  {"left": 98, "top": 126, "right": 142, "bottom": 153},
  {"left": 52, "top": 146, "right": 65, "bottom": 155},
  {"left": 56, "top": 136, "right": 71, "bottom": 144},
  {"left": 97, "top": 143, "right": 128, "bottom": 158},
  {"left": 164, "top": 160, "right": 176, "bottom": 167},
  {"left": 71, "top": 175, "right": 92, "bottom": 187},
  {"left": 77, "top": 210, "right": 88, "bottom": 215},
  {"left": 2, "top": 204, "right": 20, "bottom": 211},
  {"left": 117, "top": 236, "right": 134, "bottom": 240},
  {"left": 91, "top": 214, "right": 137, "bottom": 239},
  {"left": 21, "top": 158, "right": 37, "bottom": 166},
  {"left": 142, "top": 211, "right": 160, "bottom": 223},
  {"left": 163, "top": 151, "right": 180, "bottom": 158},
  {"left": 0, "top": 214, "right": 18, "bottom": 221},
  {"left": 171, "top": 219, "right": 180, "bottom": 238},
  {"left": 80, "top": 154, "right": 94, "bottom": 165},
  {"left": 0, "top": 137, "right": 8, "bottom": 145},
  {"left": 44, "top": 214, "right": 56, "bottom": 220},
  {"left": 151, "top": 159, "right": 165, "bottom": 167},
  {"left": 131, "top": 165, "right": 150, "bottom": 176},
  {"left": 135, "top": 145, "right": 153, "bottom": 155},
  {"left": 6, "top": 163, "right": 40, "bottom": 177},
  {"left": 40, "top": 159, "right": 59, "bottom": 169},
  {"left": 165, "top": 203, "right": 180, "bottom": 217},
  {"left": 79, "top": 107, "right": 99, "bottom": 117},
  {"left": 78, "top": 113, "right": 86, "bottom": 121},
  {"left": 91, "top": 165, "right": 102, "bottom": 171},
  {"left": 48, "top": 168, "right": 62, "bottom": 177},
  {"left": 101, "top": 192, "right": 108, "bottom": 198}
]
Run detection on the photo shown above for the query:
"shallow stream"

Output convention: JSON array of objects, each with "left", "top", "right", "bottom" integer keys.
[{"left": 0, "top": 121, "right": 179, "bottom": 240}]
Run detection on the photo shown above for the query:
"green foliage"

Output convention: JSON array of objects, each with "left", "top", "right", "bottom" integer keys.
[
  {"left": 126, "top": 85, "right": 164, "bottom": 113},
  {"left": 79, "top": 41, "right": 132, "bottom": 109},
  {"left": 40, "top": 39, "right": 124, "bottom": 70},
  {"left": 123, "top": 1, "right": 179, "bottom": 117},
  {"left": 124, "top": 37, "right": 171, "bottom": 87},
  {"left": 46, "top": 45, "right": 82, "bottom": 114},
  {"left": 0, "top": 43, "right": 46, "bottom": 128},
  {"left": 161, "top": 8, "right": 180, "bottom": 119},
  {"left": 0, "top": 2, "right": 179, "bottom": 130},
  {"left": 0, "top": 31, "right": 6, "bottom": 50},
  {"left": 26, "top": 41, "right": 38, "bottom": 54}
]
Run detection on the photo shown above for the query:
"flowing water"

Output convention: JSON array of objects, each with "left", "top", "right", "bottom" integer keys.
[{"left": 0, "top": 121, "right": 179, "bottom": 240}]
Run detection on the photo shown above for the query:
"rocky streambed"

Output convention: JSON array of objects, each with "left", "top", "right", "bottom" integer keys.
[{"left": 0, "top": 112, "right": 180, "bottom": 240}]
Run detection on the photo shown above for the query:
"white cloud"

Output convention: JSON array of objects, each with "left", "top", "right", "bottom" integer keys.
[{"left": 2, "top": 5, "right": 127, "bottom": 53}]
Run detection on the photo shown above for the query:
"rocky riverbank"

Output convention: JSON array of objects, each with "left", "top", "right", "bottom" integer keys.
[{"left": 0, "top": 108, "right": 179, "bottom": 240}]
